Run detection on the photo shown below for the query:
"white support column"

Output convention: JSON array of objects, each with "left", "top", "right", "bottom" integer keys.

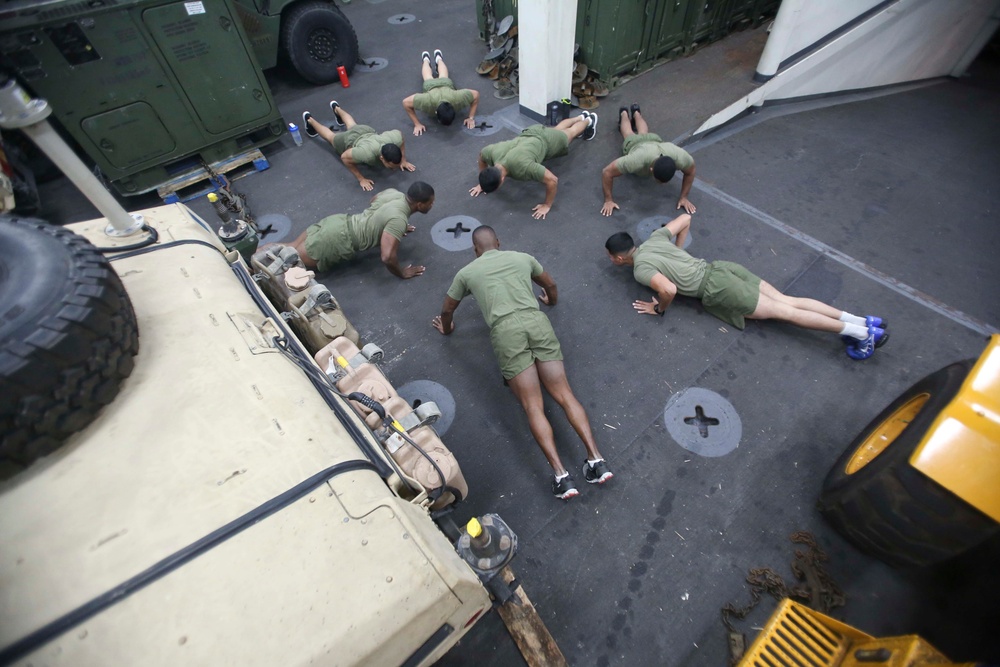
[
  {"left": 518, "top": 0, "right": 578, "bottom": 121},
  {"left": 754, "top": 0, "right": 805, "bottom": 82}
]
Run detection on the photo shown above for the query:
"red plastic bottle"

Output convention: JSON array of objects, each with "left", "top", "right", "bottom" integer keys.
[{"left": 337, "top": 66, "right": 350, "bottom": 88}]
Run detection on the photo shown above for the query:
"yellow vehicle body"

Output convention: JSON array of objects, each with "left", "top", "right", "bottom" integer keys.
[
  {"left": 739, "top": 599, "right": 977, "bottom": 667},
  {"left": 909, "top": 334, "right": 1000, "bottom": 522}
]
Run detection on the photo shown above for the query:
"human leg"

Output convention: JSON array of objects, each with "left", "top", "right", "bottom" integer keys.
[
  {"left": 308, "top": 116, "right": 338, "bottom": 147},
  {"left": 421, "top": 57, "right": 433, "bottom": 80},
  {"left": 619, "top": 107, "right": 634, "bottom": 138},
  {"left": 331, "top": 102, "right": 356, "bottom": 129},
  {"left": 758, "top": 280, "right": 848, "bottom": 321},
  {"left": 748, "top": 290, "right": 846, "bottom": 333},
  {"left": 556, "top": 114, "right": 591, "bottom": 141},
  {"left": 507, "top": 365, "right": 569, "bottom": 475},
  {"left": 536, "top": 360, "right": 603, "bottom": 462},
  {"left": 435, "top": 52, "right": 449, "bottom": 78},
  {"left": 632, "top": 107, "right": 649, "bottom": 134}
]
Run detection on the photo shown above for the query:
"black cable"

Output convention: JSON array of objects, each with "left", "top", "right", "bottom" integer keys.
[
  {"left": 0, "top": 459, "right": 378, "bottom": 666},
  {"left": 93, "top": 223, "right": 159, "bottom": 253}
]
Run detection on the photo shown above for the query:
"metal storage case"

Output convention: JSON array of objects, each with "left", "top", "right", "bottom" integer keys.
[
  {"left": 476, "top": 0, "right": 779, "bottom": 87},
  {"left": 0, "top": 0, "right": 285, "bottom": 196}
]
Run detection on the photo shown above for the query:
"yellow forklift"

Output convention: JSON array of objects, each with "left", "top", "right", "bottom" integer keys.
[{"left": 741, "top": 335, "right": 1000, "bottom": 666}]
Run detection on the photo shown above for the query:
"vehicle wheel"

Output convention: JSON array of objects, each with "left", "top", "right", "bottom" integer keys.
[
  {"left": 280, "top": 1, "right": 359, "bottom": 85},
  {"left": 818, "top": 360, "right": 999, "bottom": 568},
  {"left": 0, "top": 217, "right": 139, "bottom": 467}
]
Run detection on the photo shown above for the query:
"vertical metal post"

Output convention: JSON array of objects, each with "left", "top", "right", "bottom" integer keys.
[{"left": 0, "top": 78, "right": 142, "bottom": 237}]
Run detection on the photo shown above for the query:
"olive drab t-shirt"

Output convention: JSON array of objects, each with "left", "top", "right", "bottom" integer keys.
[
  {"left": 348, "top": 188, "right": 410, "bottom": 251},
  {"left": 413, "top": 78, "right": 475, "bottom": 114},
  {"left": 616, "top": 134, "right": 694, "bottom": 176},
  {"left": 350, "top": 129, "right": 404, "bottom": 168},
  {"left": 446, "top": 249, "right": 543, "bottom": 328},
  {"left": 479, "top": 126, "right": 568, "bottom": 182},
  {"left": 632, "top": 227, "right": 707, "bottom": 296}
]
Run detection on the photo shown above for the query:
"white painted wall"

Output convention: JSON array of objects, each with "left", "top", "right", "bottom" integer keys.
[
  {"left": 757, "top": 0, "right": 884, "bottom": 77},
  {"left": 519, "top": 0, "right": 578, "bottom": 118},
  {"left": 697, "top": 0, "right": 1000, "bottom": 135}
]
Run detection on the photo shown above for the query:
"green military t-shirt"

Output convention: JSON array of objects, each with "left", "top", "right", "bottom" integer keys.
[
  {"left": 616, "top": 133, "right": 694, "bottom": 176},
  {"left": 345, "top": 127, "right": 404, "bottom": 168},
  {"left": 479, "top": 125, "right": 568, "bottom": 183},
  {"left": 447, "top": 249, "right": 543, "bottom": 328},
  {"left": 632, "top": 226, "right": 707, "bottom": 296},
  {"left": 413, "top": 78, "right": 475, "bottom": 115},
  {"left": 348, "top": 188, "right": 410, "bottom": 250},
  {"left": 304, "top": 189, "right": 410, "bottom": 272}
]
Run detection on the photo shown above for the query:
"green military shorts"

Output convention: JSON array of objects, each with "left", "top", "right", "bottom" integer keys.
[
  {"left": 422, "top": 77, "right": 455, "bottom": 92},
  {"left": 699, "top": 260, "right": 761, "bottom": 330},
  {"left": 489, "top": 310, "right": 563, "bottom": 380},
  {"left": 332, "top": 124, "right": 375, "bottom": 155},
  {"left": 622, "top": 133, "right": 663, "bottom": 155},
  {"left": 304, "top": 214, "right": 354, "bottom": 272},
  {"left": 521, "top": 125, "right": 569, "bottom": 160}
]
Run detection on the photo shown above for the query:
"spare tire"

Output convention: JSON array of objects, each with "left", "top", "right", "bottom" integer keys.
[
  {"left": 0, "top": 217, "right": 139, "bottom": 466},
  {"left": 280, "top": 1, "right": 359, "bottom": 84}
]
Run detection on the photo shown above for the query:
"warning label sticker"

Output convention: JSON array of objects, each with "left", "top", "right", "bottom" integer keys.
[{"left": 184, "top": 1, "right": 206, "bottom": 15}]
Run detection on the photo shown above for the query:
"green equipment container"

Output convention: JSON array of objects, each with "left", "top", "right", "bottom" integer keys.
[
  {"left": 475, "top": 0, "right": 778, "bottom": 87},
  {"left": 0, "top": 0, "right": 285, "bottom": 196}
]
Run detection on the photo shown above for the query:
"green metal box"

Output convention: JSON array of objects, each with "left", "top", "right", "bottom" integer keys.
[
  {"left": 0, "top": 0, "right": 285, "bottom": 195},
  {"left": 474, "top": 0, "right": 778, "bottom": 88}
]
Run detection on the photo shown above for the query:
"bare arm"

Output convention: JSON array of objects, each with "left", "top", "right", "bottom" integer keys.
[
  {"left": 601, "top": 160, "right": 623, "bottom": 216},
  {"left": 531, "top": 271, "right": 558, "bottom": 306},
  {"left": 432, "top": 296, "right": 461, "bottom": 334},
  {"left": 470, "top": 153, "right": 489, "bottom": 196},
  {"left": 340, "top": 149, "right": 374, "bottom": 191},
  {"left": 664, "top": 212, "right": 692, "bottom": 249},
  {"left": 677, "top": 164, "right": 697, "bottom": 213},
  {"left": 399, "top": 139, "right": 415, "bottom": 171},
  {"left": 402, "top": 95, "right": 426, "bottom": 136},
  {"left": 634, "top": 272, "right": 677, "bottom": 316},
  {"left": 532, "top": 169, "right": 559, "bottom": 220},
  {"left": 463, "top": 90, "right": 480, "bottom": 129},
  {"left": 380, "top": 231, "right": 425, "bottom": 279}
]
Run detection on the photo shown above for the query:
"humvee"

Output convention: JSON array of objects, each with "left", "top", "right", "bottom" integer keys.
[{"left": 0, "top": 205, "right": 507, "bottom": 666}]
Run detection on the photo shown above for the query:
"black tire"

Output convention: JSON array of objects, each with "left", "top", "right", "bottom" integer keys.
[
  {"left": 0, "top": 217, "right": 139, "bottom": 466},
  {"left": 280, "top": 1, "right": 359, "bottom": 85},
  {"left": 818, "top": 360, "right": 1000, "bottom": 568}
]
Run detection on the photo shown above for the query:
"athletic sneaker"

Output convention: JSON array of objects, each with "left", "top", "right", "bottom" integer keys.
[
  {"left": 583, "top": 459, "right": 613, "bottom": 484},
  {"left": 582, "top": 111, "right": 598, "bottom": 141},
  {"left": 329, "top": 100, "right": 343, "bottom": 125},
  {"left": 552, "top": 473, "right": 580, "bottom": 500},
  {"left": 433, "top": 49, "right": 444, "bottom": 62},
  {"left": 301, "top": 111, "right": 317, "bottom": 138},
  {"left": 846, "top": 326, "right": 889, "bottom": 360},
  {"left": 629, "top": 103, "right": 641, "bottom": 131},
  {"left": 421, "top": 50, "right": 431, "bottom": 63},
  {"left": 841, "top": 316, "right": 888, "bottom": 345}
]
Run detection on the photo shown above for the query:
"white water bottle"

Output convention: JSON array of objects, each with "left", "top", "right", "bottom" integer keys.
[{"left": 288, "top": 122, "right": 303, "bottom": 146}]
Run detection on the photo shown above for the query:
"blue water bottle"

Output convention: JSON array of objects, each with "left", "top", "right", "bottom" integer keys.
[{"left": 288, "top": 122, "right": 303, "bottom": 146}]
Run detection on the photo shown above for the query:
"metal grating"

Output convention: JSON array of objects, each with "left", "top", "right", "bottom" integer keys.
[{"left": 740, "top": 601, "right": 846, "bottom": 667}]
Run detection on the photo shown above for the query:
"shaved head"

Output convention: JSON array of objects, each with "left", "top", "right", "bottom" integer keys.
[{"left": 472, "top": 225, "right": 499, "bottom": 252}]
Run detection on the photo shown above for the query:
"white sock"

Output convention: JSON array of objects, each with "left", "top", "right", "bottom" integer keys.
[
  {"left": 840, "top": 322, "right": 868, "bottom": 340},
  {"left": 587, "top": 458, "right": 604, "bottom": 466},
  {"left": 839, "top": 312, "right": 866, "bottom": 327},
  {"left": 554, "top": 471, "right": 569, "bottom": 481}
]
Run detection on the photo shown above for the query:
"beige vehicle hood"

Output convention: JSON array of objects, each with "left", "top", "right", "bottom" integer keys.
[{"left": 0, "top": 205, "right": 489, "bottom": 666}]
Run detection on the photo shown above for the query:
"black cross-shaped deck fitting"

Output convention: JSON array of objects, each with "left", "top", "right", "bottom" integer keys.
[
  {"left": 683, "top": 405, "right": 719, "bottom": 438},
  {"left": 446, "top": 222, "right": 471, "bottom": 238}
]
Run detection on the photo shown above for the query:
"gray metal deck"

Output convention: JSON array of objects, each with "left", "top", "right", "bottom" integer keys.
[{"left": 33, "top": 1, "right": 1000, "bottom": 663}]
